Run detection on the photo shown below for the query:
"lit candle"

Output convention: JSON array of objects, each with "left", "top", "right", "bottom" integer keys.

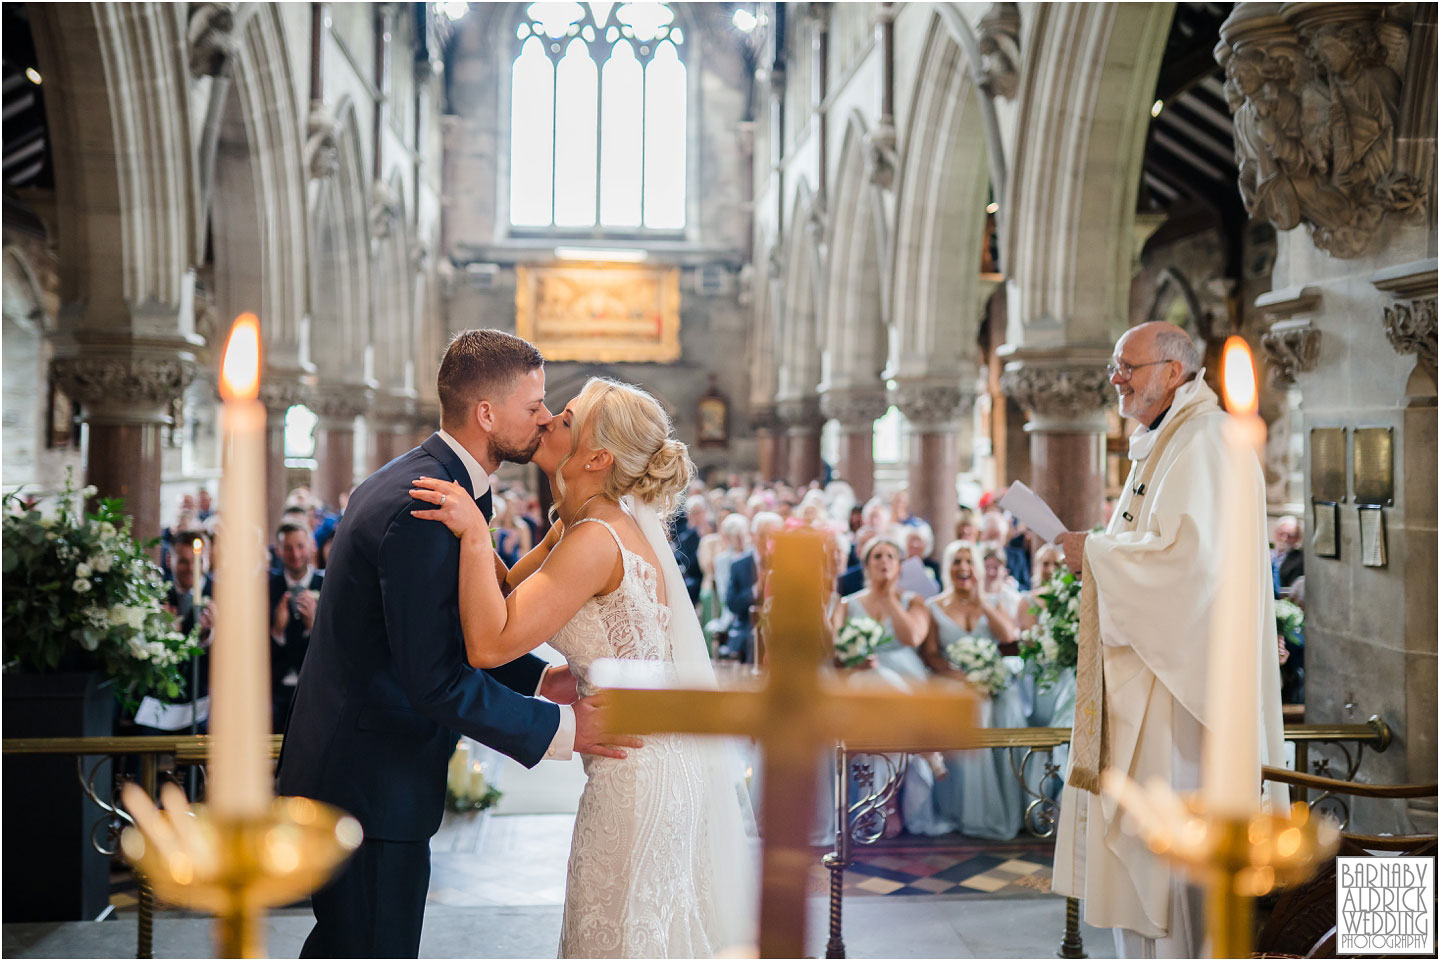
[
  {"left": 191, "top": 538, "right": 204, "bottom": 612},
  {"left": 211, "top": 314, "right": 271, "bottom": 818},
  {"left": 1201, "top": 336, "right": 1267, "bottom": 817}
]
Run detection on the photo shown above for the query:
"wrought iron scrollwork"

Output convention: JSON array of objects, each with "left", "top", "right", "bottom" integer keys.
[
  {"left": 847, "top": 753, "right": 909, "bottom": 845},
  {"left": 1009, "top": 746, "right": 1063, "bottom": 838}
]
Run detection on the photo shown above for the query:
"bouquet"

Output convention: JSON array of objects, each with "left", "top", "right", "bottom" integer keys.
[
  {"left": 1017, "top": 568, "right": 1081, "bottom": 691},
  {"left": 834, "top": 616, "right": 889, "bottom": 668},
  {"left": 2, "top": 472, "right": 201, "bottom": 712},
  {"left": 1275, "top": 598, "right": 1304, "bottom": 646},
  {"left": 943, "top": 635, "right": 1011, "bottom": 697}
]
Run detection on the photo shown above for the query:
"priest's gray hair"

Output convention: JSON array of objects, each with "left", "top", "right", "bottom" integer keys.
[{"left": 1154, "top": 327, "right": 1202, "bottom": 378}]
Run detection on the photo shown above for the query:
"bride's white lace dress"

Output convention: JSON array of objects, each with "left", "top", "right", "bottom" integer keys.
[{"left": 548, "top": 517, "right": 723, "bottom": 958}]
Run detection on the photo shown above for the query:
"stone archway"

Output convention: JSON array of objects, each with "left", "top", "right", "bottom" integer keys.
[
  {"left": 747, "top": 234, "right": 783, "bottom": 481},
  {"left": 368, "top": 170, "right": 418, "bottom": 472},
  {"left": 820, "top": 112, "right": 890, "bottom": 501},
  {"left": 999, "top": 2, "right": 1175, "bottom": 530}
]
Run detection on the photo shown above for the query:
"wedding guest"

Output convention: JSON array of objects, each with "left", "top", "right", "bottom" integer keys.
[
  {"left": 269, "top": 521, "right": 324, "bottom": 732},
  {"left": 491, "top": 490, "right": 532, "bottom": 568},
  {"left": 903, "top": 521, "right": 941, "bottom": 584},
  {"left": 981, "top": 544, "right": 1023, "bottom": 623},
  {"left": 673, "top": 494, "right": 710, "bottom": 604},
  {"left": 725, "top": 511, "right": 782, "bottom": 663},
  {"left": 196, "top": 487, "right": 214, "bottom": 522},
  {"left": 1017, "top": 543, "right": 1063, "bottom": 632},
  {"left": 955, "top": 507, "right": 980, "bottom": 544},
  {"left": 701, "top": 512, "right": 749, "bottom": 654},
  {"left": 1272, "top": 514, "right": 1304, "bottom": 593}
]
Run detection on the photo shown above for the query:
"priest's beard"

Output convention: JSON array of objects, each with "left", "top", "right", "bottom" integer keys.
[
  {"left": 491, "top": 433, "right": 542, "bottom": 466},
  {"left": 1119, "top": 378, "right": 1168, "bottom": 422}
]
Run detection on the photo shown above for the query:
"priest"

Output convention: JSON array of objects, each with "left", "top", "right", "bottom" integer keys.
[{"left": 1050, "top": 321, "right": 1288, "bottom": 958}]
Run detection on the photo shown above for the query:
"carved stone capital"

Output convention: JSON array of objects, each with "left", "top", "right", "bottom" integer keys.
[
  {"left": 187, "top": 3, "right": 239, "bottom": 79},
  {"left": 310, "top": 385, "right": 374, "bottom": 426},
  {"left": 258, "top": 379, "right": 311, "bottom": 415},
  {"left": 370, "top": 389, "right": 418, "bottom": 428},
  {"left": 863, "top": 125, "right": 898, "bottom": 191},
  {"left": 977, "top": 3, "right": 1021, "bottom": 100},
  {"left": 820, "top": 388, "right": 889, "bottom": 428},
  {"left": 1000, "top": 360, "right": 1113, "bottom": 432},
  {"left": 52, "top": 354, "right": 197, "bottom": 424},
  {"left": 1217, "top": 3, "right": 1429, "bottom": 259},
  {"left": 749, "top": 404, "right": 782, "bottom": 433},
  {"left": 892, "top": 382, "right": 975, "bottom": 431},
  {"left": 305, "top": 102, "right": 343, "bottom": 181},
  {"left": 776, "top": 396, "right": 825, "bottom": 434},
  {"left": 1260, "top": 320, "right": 1323, "bottom": 386}
]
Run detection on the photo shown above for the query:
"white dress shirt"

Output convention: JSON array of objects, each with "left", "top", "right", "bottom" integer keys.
[{"left": 437, "top": 430, "right": 575, "bottom": 760}]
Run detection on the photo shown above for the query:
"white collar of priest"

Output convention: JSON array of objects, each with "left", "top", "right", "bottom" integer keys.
[
  {"left": 437, "top": 429, "right": 491, "bottom": 498},
  {"left": 1127, "top": 370, "right": 1212, "bottom": 462}
]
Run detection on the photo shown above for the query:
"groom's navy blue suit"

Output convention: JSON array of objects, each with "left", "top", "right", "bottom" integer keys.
[{"left": 277, "top": 434, "right": 560, "bottom": 957}]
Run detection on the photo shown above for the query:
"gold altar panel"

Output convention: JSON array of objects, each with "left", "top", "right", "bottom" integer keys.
[{"left": 515, "top": 264, "right": 681, "bottom": 363}]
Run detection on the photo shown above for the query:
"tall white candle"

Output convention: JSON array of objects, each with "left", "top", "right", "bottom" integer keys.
[
  {"left": 211, "top": 314, "right": 271, "bottom": 818},
  {"left": 1201, "top": 337, "right": 1266, "bottom": 818},
  {"left": 191, "top": 538, "right": 204, "bottom": 611}
]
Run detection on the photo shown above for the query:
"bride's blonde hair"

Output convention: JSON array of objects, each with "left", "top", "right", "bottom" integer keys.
[{"left": 555, "top": 377, "right": 695, "bottom": 517}]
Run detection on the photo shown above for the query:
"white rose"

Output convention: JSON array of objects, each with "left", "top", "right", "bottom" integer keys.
[
  {"left": 40, "top": 516, "right": 55, "bottom": 529},
  {"left": 99, "top": 521, "right": 115, "bottom": 535},
  {"left": 73, "top": 577, "right": 92, "bottom": 593},
  {"left": 1067, "top": 596, "right": 1079, "bottom": 614},
  {"left": 92, "top": 553, "right": 113, "bottom": 573},
  {"left": 81, "top": 485, "right": 98, "bottom": 498},
  {"left": 127, "top": 637, "right": 151, "bottom": 661},
  {"left": 76, "top": 562, "right": 93, "bottom": 579},
  {"left": 128, "top": 607, "right": 147, "bottom": 631}
]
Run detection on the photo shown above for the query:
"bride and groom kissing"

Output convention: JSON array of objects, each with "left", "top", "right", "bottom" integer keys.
[{"left": 276, "top": 329, "right": 756, "bottom": 958}]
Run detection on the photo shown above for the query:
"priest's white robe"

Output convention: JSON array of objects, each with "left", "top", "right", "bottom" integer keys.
[{"left": 1051, "top": 377, "right": 1288, "bottom": 955}]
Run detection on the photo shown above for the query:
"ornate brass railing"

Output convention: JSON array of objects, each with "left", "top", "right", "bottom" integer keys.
[
  {"left": 1, "top": 735, "right": 283, "bottom": 960},
  {"left": 822, "top": 718, "right": 1393, "bottom": 960}
]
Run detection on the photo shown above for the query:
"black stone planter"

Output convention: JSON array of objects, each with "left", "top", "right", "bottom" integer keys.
[{"left": 2, "top": 670, "right": 116, "bottom": 921}]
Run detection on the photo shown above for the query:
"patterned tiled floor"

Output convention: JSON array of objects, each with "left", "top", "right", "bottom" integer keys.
[{"left": 808, "top": 840, "right": 1055, "bottom": 899}]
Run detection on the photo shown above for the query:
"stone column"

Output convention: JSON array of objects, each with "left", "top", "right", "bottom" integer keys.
[
  {"left": 1000, "top": 352, "right": 1114, "bottom": 532},
  {"left": 821, "top": 388, "right": 889, "bottom": 502},
  {"left": 311, "top": 386, "right": 371, "bottom": 511},
  {"left": 777, "top": 396, "right": 824, "bottom": 489},
  {"left": 894, "top": 382, "right": 974, "bottom": 548},
  {"left": 751, "top": 405, "right": 783, "bottom": 483},
  {"left": 368, "top": 391, "right": 417, "bottom": 473},
  {"left": 51, "top": 348, "right": 197, "bottom": 547},
  {"left": 259, "top": 380, "right": 310, "bottom": 535}
]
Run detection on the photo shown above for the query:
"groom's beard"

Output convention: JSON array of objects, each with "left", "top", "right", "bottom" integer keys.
[{"left": 491, "top": 433, "right": 543, "bottom": 466}]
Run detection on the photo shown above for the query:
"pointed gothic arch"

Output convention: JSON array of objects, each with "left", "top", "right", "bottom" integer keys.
[
  {"left": 308, "top": 98, "right": 372, "bottom": 383},
  {"left": 776, "top": 179, "right": 824, "bottom": 407}
]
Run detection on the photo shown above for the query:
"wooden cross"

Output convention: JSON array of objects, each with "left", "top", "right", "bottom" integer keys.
[{"left": 602, "top": 529, "right": 979, "bottom": 958}]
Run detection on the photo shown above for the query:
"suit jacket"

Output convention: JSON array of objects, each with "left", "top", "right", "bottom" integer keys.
[
  {"left": 674, "top": 525, "right": 702, "bottom": 604},
  {"left": 725, "top": 550, "right": 758, "bottom": 646},
  {"left": 268, "top": 569, "right": 325, "bottom": 685},
  {"left": 276, "top": 434, "right": 558, "bottom": 841}
]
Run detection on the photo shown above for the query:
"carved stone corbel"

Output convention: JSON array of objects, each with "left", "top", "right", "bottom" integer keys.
[
  {"left": 187, "top": 3, "right": 240, "bottom": 79},
  {"left": 51, "top": 354, "right": 198, "bottom": 424},
  {"left": 370, "top": 182, "right": 401, "bottom": 241},
  {"left": 305, "top": 102, "right": 343, "bottom": 181},
  {"left": 776, "top": 395, "right": 826, "bottom": 435},
  {"left": 1373, "top": 258, "right": 1438, "bottom": 379},
  {"left": 976, "top": 3, "right": 1021, "bottom": 100},
  {"left": 999, "top": 354, "right": 1113, "bottom": 432},
  {"left": 1216, "top": 3, "right": 1431, "bottom": 259},
  {"left": 862, "top": 125, "right": 898, "bottom": 191},
  {"left": 1255, "top": 285, "right": 1323, "bottom": 386},
  {"left": 820, "top": 388, "right": 890, "bottom": 430},
  {"left": 892, "top": 381, "right": 975, "bottom": 432}
]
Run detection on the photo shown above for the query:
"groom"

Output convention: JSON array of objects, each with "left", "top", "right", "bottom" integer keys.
[{"left": 277, "top": 329, "right": 638, "bottom": 958}]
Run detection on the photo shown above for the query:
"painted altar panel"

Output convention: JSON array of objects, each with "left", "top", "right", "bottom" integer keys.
[{"left": 515, "top": 264, "right": 681, "bottom": 363}]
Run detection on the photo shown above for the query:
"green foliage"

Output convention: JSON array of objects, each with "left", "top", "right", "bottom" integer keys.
[
  {"left": 2, "top": 471, "right": 201, "bottom": 713},
  {"left": 445, "top": 785, "right": 504, "bottom": 813},
  {"left": 1016, "top": 568, "right": 1081, "bottom": 692},
  {"left": 1275, "top": 598, "right": 1304, "bottom": 646}
]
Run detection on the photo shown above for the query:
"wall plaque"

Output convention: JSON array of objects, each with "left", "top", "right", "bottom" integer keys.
[
  {"left": 515, "top": 264, "right": 681, "bottom": 363},
  {"left": 1311, "top": 500, "right": 1339, "bottom": 559},
  {"left": 1308, "top": 427, "right": 1346, "bottom": 503},
  {"left": 1352, "top": 427, "right": 1394, "bottom": 506},
  {"left": 1358, "top": 505, "right": 1387, "bottom": 568}
]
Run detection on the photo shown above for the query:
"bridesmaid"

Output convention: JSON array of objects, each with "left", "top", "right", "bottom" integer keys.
[
  {"left": 829, "top": 537, "right": 953, "bottom": 837},
  {"left": 920, "top": 541, "right": 1029, "bottom": 840},
  {"left": 1019, "top": 542, "right": 1076, "bottom": 804}
]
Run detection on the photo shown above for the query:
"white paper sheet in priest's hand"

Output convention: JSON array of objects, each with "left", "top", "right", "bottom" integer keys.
[
  {"left": 134, "top": 695, "right": 209, "bottom": 731},
  {"left": 995, "top": 480, "right": 1068, "bottom": 543}
]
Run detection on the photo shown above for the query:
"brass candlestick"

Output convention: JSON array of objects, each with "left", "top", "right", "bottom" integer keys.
[
  {"left": 120, "top": 787, "right": 362, "bottom": 958},
  {"left": 1103, "top": 773, "right": 1340, "bottom": 959}
]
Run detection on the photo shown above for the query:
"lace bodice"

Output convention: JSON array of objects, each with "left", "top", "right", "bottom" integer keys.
[{"left": 548, "top": 518, "right": 672, "bottom": 697}]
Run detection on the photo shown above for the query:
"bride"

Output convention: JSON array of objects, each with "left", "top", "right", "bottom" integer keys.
[{"left": 408, "top": 377, "right": 756, "bottom": 959}]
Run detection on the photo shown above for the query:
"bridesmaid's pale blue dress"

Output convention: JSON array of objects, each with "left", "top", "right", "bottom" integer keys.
[
  {"left": 1026, "top": 663, "right": 1077, "bottom": 806},
  {"left": 928, "top": 599, "right": 1029, "bottom": 840}
]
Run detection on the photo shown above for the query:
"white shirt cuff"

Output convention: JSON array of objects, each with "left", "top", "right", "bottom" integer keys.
[
  {"left": 544, "top": 704, "right": 576, "bottom": 760},
  {"left": 534, "top": 664, "right": 549, "bottom": 696}
]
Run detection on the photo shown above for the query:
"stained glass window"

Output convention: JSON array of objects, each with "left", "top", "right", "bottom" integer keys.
[{"left": 508, "top": 2, "right": 687, "bottom": 231}]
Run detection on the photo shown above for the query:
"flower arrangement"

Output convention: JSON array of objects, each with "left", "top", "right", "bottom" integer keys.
[
  {"left": 1275, "top": 598, "right": 1304, "bottom": 646},
  {"left": 943, "top": 635, "right": 1011, "bottom": 697},
  {"left": 1017, "top": 568, "right": 1081, "bottom": 691},
  {"left": 834, "top": 616, "right": 889, "bottom": 668},
  {"left": 2, "top": 473, "right": 201, "bottom": 712}
]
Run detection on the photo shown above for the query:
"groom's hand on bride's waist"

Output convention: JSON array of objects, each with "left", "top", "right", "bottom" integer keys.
[
  {"left": 538, "top": 664, "right": 579, "bottom": 705},
  {"left": 573, "top": 692, "right": 644, "bottom": 760}
]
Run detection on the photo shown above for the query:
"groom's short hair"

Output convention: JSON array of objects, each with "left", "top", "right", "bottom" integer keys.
[{"left": 438, "top": 329, "right": 544, "bottom": 428}]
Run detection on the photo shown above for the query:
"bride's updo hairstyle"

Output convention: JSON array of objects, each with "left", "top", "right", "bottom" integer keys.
[{"left": 558, "top": 377, "right": 695, "bottom": 516}]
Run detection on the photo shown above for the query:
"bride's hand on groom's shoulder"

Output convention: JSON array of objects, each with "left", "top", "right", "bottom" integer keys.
[{"left": 410, "top": 476, "right": 486, "bottom": 541}]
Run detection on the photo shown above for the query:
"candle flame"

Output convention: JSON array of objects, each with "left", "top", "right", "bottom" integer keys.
[
  {"left": 220, "top": 314, "right": 261, "bottom": 401},
  {"left": 1221, "top": 335, "right": 1258, "bottom": 416},
  {"left": 192, "top": 538, "right": 203, "bottom": 553}
]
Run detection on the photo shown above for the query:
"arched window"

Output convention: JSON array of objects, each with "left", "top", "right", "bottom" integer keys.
[{"left": 509, "top": 2, "right": 687, "bottom": 232}]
